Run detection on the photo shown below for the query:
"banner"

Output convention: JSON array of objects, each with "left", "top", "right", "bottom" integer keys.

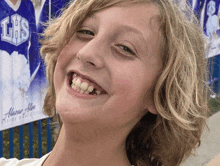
[
  {"left": 198, "top": 0, "right": 220, "bottom": 58},
  {"left": 0, "top": 0, "right": 48, "bottom": 131},
  {"left": 0, "top": 0, "right": 73, "bottom": 131}
]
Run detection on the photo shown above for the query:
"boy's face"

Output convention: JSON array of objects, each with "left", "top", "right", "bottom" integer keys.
[{"left": 53, "top": 3, "right": 163, "bottom": 130}]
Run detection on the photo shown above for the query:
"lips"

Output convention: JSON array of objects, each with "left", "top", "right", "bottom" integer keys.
[{"left": 67, "top": 71, "right": 107, "bottom": 95}]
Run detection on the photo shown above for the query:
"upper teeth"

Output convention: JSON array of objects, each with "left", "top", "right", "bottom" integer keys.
[{"left": 71, "top": 77, "right": 101, "bottom": 95}]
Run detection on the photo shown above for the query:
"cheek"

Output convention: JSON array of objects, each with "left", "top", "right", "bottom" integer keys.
[
  {"left": 111, "top": 64, "right": 157, "bottom": 103},
  {"left": 56, "top": 38, "right": 86, "bottom": 69},
  {"left": 108, "top": 77, "right": 148, "bottom": 110},
  {"left": 102, "top": 83, "right": 147, "bottom": 123},
  {"left": 113, "top": 79, "right": 132, "bottom": 94},
  {"left": 53, "top": 43, "right": 77, "bottom": 93},
  {"left": 53, "top": 66, "right": 63, "bottom": 94},
  {"left": 56, "top": 45, "right": 72, "bottom": 68},
  {"left": 113, "top": 68, "right": 159, "bottom": 111}
]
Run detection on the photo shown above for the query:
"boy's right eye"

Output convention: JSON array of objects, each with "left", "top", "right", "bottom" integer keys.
[{"left": 77, "top": 30, "right": 95, "bottom": 36}]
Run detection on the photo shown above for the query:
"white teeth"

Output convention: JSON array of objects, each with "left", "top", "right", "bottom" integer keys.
[
  {"left": 87, "top": 86, "right": 94, "bottom": 92},
  {"left": 80, "top": 82, "right": 88, "bottom": 91},
  {"left": 96, "top": 90, "right": 101, "bottom": 95},
  {"left": 71, "top": 84, "right": 76, "bottom": 90},
  {"left": 71, "top": 77, "right": 102, "bottom": 95},
  {"left": 73, "top": 78, "right": 77, "bottom": 85},
  {"left": 75, "top": 79, "right": 81, "bottom": 87},
  {"left": 73, "top": 86, "right": 77, "bottom": 91}
]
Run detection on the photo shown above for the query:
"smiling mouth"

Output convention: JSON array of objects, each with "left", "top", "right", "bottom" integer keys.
[{"left": 68, "top": 72, "right": 107, "bottom": 96}]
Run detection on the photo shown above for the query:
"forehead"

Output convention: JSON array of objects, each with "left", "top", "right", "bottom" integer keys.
[
  {"left": 91, "top": 3, "right": 160, "bottom": 28},
  {"left": 84, "top": 3, "right": 161, "bottom": 41}
]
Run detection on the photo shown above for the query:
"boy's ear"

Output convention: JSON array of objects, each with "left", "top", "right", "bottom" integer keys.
[
  {"left": 146, "top": 99, "right": 158, "bottom": 115},
  {"left": 148, "top": 103, "right": 158, "bottom": 114},
  {"left": 143, "top": 89, "right": 158, "bottom": 115},
  {"left": 148, "top": 106, "right": 158, "bottom": 115}
]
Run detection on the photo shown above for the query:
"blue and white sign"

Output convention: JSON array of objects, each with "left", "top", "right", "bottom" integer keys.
[
  {"left": 200, "top": 0, "right": 220, "bottom": 58},
  {"left": 0, "top": 0, "right": 48, "bottom": 131}
]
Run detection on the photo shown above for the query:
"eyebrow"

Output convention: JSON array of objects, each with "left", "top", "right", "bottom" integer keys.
[
  {"left": 121, "top": 25, "right": 144, "bottom": 36},
  {"left": 88, "top": 14, "right": 146, "bottom": 38},
  {"left": 120, "top": 25, "right": 148, "bottom": 47},
  {"left": 87, "top": 13, "right": 99, "bottom": 20}
]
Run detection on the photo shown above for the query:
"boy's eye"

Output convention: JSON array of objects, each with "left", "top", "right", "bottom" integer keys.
[
  {"left": 77, "top": 30, "right": 94, "bottom": 36},
  {"left": 118, "top": 45, "right": 135, "bottom": 55}
]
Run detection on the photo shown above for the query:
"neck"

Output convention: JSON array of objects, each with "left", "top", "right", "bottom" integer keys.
[
  {"left": 9, "top": 0, "right": 18, "bottom": 5},
  {"left": 43, "top": 122, "right": 132, "bottom": 166}
]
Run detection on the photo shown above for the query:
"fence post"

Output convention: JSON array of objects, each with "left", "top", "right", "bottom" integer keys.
[
  {"left": 29, "top": 123, "right": 33, "bottom": 158},
  {"left": 38, "top": 120, "right": 42, "bottom": 157},
  {"left": 19, "top": 125, "right": 24, "bottom": 159},
  {"left": 0, "top": 131, "right": 3, "bottom": 157},
  {"left": 9, "top": 128, "right": 13, "bottom": 158}
]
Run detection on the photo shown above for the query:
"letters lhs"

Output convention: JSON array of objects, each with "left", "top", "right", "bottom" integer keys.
[{"left": 1, "top": 14, "right": 29, "bottom": 46}]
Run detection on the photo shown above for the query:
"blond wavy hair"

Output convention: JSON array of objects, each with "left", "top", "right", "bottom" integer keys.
[{"left": 40, "top": 0, "right": 209, "bottom": 165}]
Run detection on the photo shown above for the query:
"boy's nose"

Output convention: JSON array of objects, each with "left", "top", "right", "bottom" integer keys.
[{"left": 76, "top": 38, "right": 106, "bottom": 69}]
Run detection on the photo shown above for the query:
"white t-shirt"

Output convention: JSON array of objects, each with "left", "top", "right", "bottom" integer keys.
[{"left": 0, "top": 152, "right": 50, "bottom": 166}]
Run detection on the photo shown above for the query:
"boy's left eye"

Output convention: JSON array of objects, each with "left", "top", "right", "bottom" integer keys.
[
  {"left": 77, "top": 30, "right": 94, "bottom": 36},
  {"left": 118, "top": 45, "right": 135, "bottom": 55}
]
